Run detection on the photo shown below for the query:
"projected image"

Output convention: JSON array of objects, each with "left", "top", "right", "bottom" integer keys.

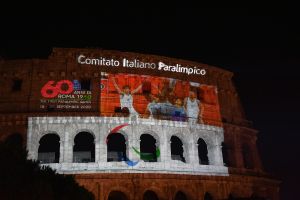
[
  {"left": 40, "top": 79, "right": 92, "bottom": 111},
  {"left": 100, "top": 73, "right": 222, "bottom": 126}
]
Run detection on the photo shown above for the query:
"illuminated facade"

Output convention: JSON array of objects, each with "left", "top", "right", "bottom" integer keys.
[
  {"left": 27, "top": 116, "right": 226, "bottom": 175},
  {"left": 0, "top": 48, "right": 280, "bottom": 200}
]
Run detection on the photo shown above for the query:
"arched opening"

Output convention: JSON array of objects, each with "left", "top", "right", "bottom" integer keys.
[
  {"left": 198, "top": 138, "right": 209, "bottom": 165},
  {"left": 174, "top": 191, "right": 188, "bottom": 200},
  {"left": 242, "top": 144, "right": 254, "bottom": 169},
  {"left": 221, "top": 142, "right": 229, "bottom": 166},
  {"left": 204, "top": 192, "right": 213, "bottom": 200},
  {"left": 228, "top": 193, "right": 235, "bottom": 200},
  {"left": 170, "top": 136, "right": 186, "bottom": 163},
  {"left": 143, "top": 190, "right": 159, "bottom": 200},
  {"left": 38, "top": 133, "right": 60, "bottom": 163},
  {"left": 107, "top": 132, "right": 127, "bottom": 162},
  {"left": 140, "top": 134, "right": 158, "bottom": 162},
  {"left": 73, "top": 132, "right": 95, "bottom": 163},
  {"left": 228, "top": 193, "right": 245, "bottom": 200},
  {"left": 251, "top": 193, "right": 267, "bottom": 200},
  {"left": 107, "top": 191, "right": 128, "bottom": 200}
]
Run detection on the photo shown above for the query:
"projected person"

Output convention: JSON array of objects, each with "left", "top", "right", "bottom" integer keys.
[
  {"left": 184, "top": 91, "right": 203, "bottom": 123},
  {"left": 171, "top": 98, "right": 186, "bottom": 121},
  {"left": 149, "top": 83, "right": 173, "bottom": 118},
  {"left": 146, "top": 95, "right": 161, "bottom": 118},
  {"left": 112, "top": 77, "right": 142, "bottom": 117}
]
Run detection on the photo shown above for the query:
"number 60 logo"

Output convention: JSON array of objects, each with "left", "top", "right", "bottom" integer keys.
[{"left": 41, "top": 80, "right": 74, "bottom": 98}]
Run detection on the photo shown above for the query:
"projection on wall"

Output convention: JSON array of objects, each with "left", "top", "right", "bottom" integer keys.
[
  {"left": 40, "top": 80, "right": 92, "bottom": 111},
  {"left": 100, "top": 73, "right": 222, "bottom": 126}
]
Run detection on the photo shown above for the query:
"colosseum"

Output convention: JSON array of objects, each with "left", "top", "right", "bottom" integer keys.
[{"left": 0, "top": 48, "right": 280, "bottom": 200}]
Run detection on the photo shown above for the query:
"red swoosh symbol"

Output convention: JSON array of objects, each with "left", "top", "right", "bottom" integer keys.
[
  {"left": 106, "top": 123, "right": 129, "bottom": 144},
  {"left": 110, "top": 123, "right": 129, "bottom": 133}
]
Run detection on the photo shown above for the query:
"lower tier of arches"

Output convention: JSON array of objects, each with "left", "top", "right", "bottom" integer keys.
[{"left": 74, "top": 173, "right": 280, "bottom": 200}]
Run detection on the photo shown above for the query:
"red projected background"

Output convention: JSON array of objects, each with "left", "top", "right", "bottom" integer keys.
[{"left": 100, "top": 73, "right": 222, "bottom": 126}]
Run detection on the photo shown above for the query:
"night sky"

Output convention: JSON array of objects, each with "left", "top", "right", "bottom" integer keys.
[{"left": 1, "top": 5, "right": 297, "bottom": 199}]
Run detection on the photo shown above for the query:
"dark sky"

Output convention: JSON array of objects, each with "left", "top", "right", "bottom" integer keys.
[{"left": 1, "top": 5, "right": 298, "bottom": 199}]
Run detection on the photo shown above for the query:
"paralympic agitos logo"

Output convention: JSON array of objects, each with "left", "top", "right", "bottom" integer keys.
[{"left": 106, "top": 124, "right": 160, "bottom": 166}]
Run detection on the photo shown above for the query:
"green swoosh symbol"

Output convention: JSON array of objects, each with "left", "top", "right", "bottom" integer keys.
[{"left": 132, "top": 147, "right": 160, "bottom": 160}]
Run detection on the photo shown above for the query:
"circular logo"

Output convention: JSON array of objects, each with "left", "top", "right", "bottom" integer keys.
[{"left": 107, "top": 123, "right": 160, "bottom": 166}]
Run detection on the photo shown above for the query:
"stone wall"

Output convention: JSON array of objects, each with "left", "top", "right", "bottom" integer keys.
[{"left": 27, "top": 116, "right": 227, "bottom": 176}]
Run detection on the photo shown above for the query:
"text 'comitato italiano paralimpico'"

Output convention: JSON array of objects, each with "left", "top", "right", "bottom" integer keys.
[{"left": 77, "top": 55, "right": 206, "bottom": 76}]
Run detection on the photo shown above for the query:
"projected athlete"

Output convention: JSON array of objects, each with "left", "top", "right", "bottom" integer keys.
[
  {"left": 146, "top": 94, "right": 161, "bottom": 117},
  {"left": 184, "top": 91, "right": 203, "bottom": 123},
  {"left": 112, "top": 77, "right": 142, "bottom": 117},
  {"left": 172, "top": 98, "right": 186, "bottom": 121},
  {"left": 146, "top": 84, "right": 172, "bottom": 118}
]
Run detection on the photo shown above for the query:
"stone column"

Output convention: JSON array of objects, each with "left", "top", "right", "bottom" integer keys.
[
  {"left": 182, "top": 143, "right": 188, "bottom": 163},
  {"left": 95, "top": 137, "right": 100, "bottom": 162},
  {"left": 63, "top": 130, "right": 73, "bottom": 163},
  {"left": 59, "top": 140, "right": 64, "bottom": 163},
  {"left": 160, "top": 126, "right": 170, "bottom": 165},
  {"left": 168, "top": 141, "right": 173, "bottom": 162},
  {"left": 30, "top": 129, "right": 40, "bottom": 161},
  {"left": 128, "top": 138, "right": 140, "bottom": 161},
  {"left": 26, "top": 118, "right": 35, "bottom": 160},
  {"left": 99, "top": 125, "right": 108, "bottom": 163},
  {"left": 209, "top": 144, "right": 223, "bottom": 166},
  {"left": 29, "top": 142, "right": 39, "bottom": 161},
  {"left": 27, "top": 132, "right": 39, "bottom": 160},
  {"left": 190, "top": 142, "right": 200, "bottom": 166}
]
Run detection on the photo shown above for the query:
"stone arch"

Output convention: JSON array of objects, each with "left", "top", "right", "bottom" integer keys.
[
  {"left": 38, "top": 131, "right": 61, "bottom": 143},
  {"left": 192, "top": 131, "right": 215, "bottom": 154},
  {"left": 105, "top": 186, "right": 132, "bottom": 200},
  {"left": 197, "top": 137, "right": 209, "bottom": 165},
  {"left": 140, "top": 133, "right": 159, "bottom": 162},
  {"left": 107, "top": 132, "right": 128, "bottom": 162},
  {"left": 142, "top": 190, "right": 159, "bottom": 200},
  {"left": 104, "top": 185, "right": 132, "bottom": 199},
  {"left": 227, "top": 193, "right": 235, "bottom": 200},
  {"left": 104, "top": 129, "right": 129, "bottom": 144},
  {"left": 141, "top": 186, "right": 166, "bottom": 200},
  {"left": 204, "top": 192, "right": 214, "bottom": 200},
  {"left": 137, "top": 129, "right": 161, "bottom": 147},
  {"left": 170, "top": 135, "right": 186, "bottom": 163},
  {"left": 107, "top": 191, "right": 128, "bottom": 200},
  {"left": 137, "top": 129, "right": 161, "bottom": 162},
  {"left": 167, "top": 131, "right": 187, "bottom": 142},
  {"left": 71, "top": 129, "right": 96, "bottom": 144},
  {"left": 173, "top": 190, "right": 189, "bottom": 200},
  {"left": 38, "top": 133, "right": 60, "bottom": 163},
  {"left": 168, "top": 131, "right": 190, "bottom": 162},
  {"left": 105, "top": 128, "right": 129, "bottom": 162},
  {"left": 73, "top": 131, "right": 95, "bottom": 163}
]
